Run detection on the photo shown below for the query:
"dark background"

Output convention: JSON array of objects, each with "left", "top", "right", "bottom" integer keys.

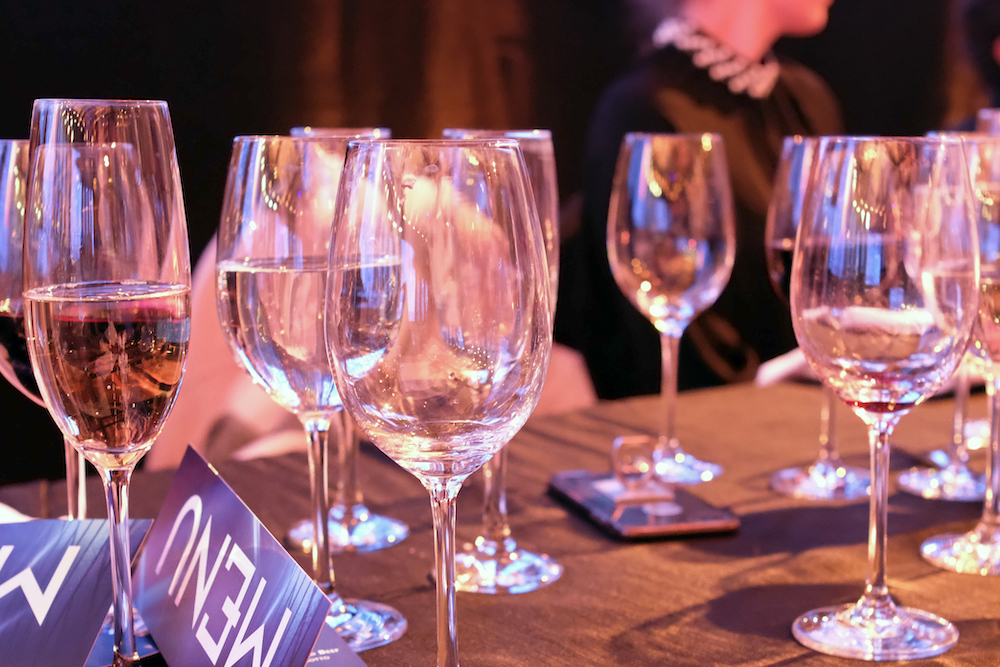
[{"left": 0, "top": 0, "right": 982, "bottom": 484}]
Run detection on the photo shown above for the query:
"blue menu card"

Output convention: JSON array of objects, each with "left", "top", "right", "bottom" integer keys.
[
  {"left": 134, "top": 447, "right": 334, "bottom": 667},
  {"left": 0, "top": 518, "right": 151, "bottom": 667}
]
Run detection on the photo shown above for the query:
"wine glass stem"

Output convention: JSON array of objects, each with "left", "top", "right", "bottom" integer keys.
[
  {"left": 863, "top": 419, "right": 895, "bottom": 603},
  {"left": 817, "top": 386, "right": 839, "bottom": 463},
  {"left": 948, "top": 363, "right": 972, "bottom": 465},
  {"left": 429, "top": 481, "right": 461, "bottom": 667},
  {"left": 480, "top": 445, "right": 512, "bottom": 549},
  {"left": 983, "top": 376, "right": 1000, "bottom": 526},
  {"left": 64, "top": 437, "right": 87, "bottom": 520},
  {"left": 658, "top": 333, "right": 681, "bottom": 458},
  {"left": 303, "top": 415, "right": 337, "bottom": 600},
  {"left": 102, "top": 466, "right": 137, "bottom": 666},
  {"left": 330, "top": 409, "right": 363, "bottom": 528}
]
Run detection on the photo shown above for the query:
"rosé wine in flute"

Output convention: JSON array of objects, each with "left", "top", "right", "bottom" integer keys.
[{"left": 25, "top": 283, "right": 189, "bottom": 469}]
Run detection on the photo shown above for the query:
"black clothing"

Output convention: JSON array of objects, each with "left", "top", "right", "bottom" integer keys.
[{"left": 556, "top": 44, "right": 842, "bottom": 399}]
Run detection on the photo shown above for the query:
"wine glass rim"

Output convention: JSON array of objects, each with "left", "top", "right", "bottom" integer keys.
[
  {"left": 442, "top": 128, "right": 552, "bottom": 140},
  {"left": 289, "top": 126, "right": 391, "bottom": 138},
  {"left": 817, "top": 134, "right": 966, "bottom": 145},
  {"left": 0, "top": 138, "right": 28, "bottom": 147},
  {"left": 624, "top": 131, "right": 722, "bottom": 141},
  {"left": 345, "top": 138, "right": 521, "bottom": 149},
  {"left": 32, "top": 98, "right": 169, "bottom": 107}
]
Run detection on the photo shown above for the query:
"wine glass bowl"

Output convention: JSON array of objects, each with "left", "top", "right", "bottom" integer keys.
[
  {"left": 24, "top": 99, "right": 192, "bottom": 666},
  {"left": 765, "top": 135, "right": 869, "bottom": 501},
  {"left": 789, "top": 135, "right": 977, "bottom": 661},
  {"left": 326, "top": 138, "right": 552, "bottom": 666},
  {"left": 607, "top": 132, "right": 734, "bottom": 486},
  {"left": 215, "top": 134, "right": 406, "bottom": 651}
]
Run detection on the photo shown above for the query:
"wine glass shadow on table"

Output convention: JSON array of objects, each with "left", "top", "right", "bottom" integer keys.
[
  {"left": 215, "top": 134, "right": 405, "bottom": 652},
  {"left": 325, "top": 138, "right": 552, "bottom": 667},
  {"left": 441, "top": 127, "right": 563, "bottom": 595},
  {"left": 764, "top": 135, "right": 869, "bottom": 501},
  {"left": 0, "top": 138, "right": 88, "bottom": 520},
  {"left": 24, "top": 99, "right": 193, "bottom": 666},
  {"left": 789, "top": 135, "right": 977, "bottom": 660}
]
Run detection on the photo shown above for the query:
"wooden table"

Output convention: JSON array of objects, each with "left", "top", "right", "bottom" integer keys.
[{"left": 2, "top": 382, "right": 996, "bottom": 666}]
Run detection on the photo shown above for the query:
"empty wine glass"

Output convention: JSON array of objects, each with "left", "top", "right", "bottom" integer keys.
[
  {"left": 25, "top": 99, "right": 192, "bottom": 666},
  {"left": 790, "top": 135, "right": 977, "bottom": 660},
  {"left": 442, "top": 127, "right": 562, "bottom": 594},
  {"left": 326, "top": 138, "right": 552, "bottom": 666},
  {"left": 215, "top": 134, "right": 405, "bottom": 651},
  {"left": 276, "top": 126, "right": 410, "bottom": 556},
  {"left": 766, "top": 135, "right": 869, "bottom": 501},
  {"left": 607, "top": 133, "right": 734, "bottom": 486},
  {"left": 921, "top": 133, "right": 1000, "bottom": 574},
  {"left": 0, "top": 139, "right": 88, "bottom": 519}
]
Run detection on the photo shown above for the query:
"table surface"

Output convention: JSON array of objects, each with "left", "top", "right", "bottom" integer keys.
[{"left": 3, "top": 381, "right": 998, "bottom": 666}]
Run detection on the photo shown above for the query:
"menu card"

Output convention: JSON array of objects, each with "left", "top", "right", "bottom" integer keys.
[{"left": 134, "top": 447, "right": 333, "bottom": 667}]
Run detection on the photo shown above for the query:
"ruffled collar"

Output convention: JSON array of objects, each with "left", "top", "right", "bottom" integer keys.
[{"left": 651, "top": 17, "right": 780, "bottom": 99}]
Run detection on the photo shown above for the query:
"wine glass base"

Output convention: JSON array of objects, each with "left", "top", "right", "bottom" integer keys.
[
  {"left": 328, "top": 597, "right": 407, "bottom": 652},
  {"left": 655, "top": 450, "right": 723, "bottom": 486},
  {"left": 897, "top": 466, "right": 985, "bottom": 502},
  {"left": 286, "top": 504, "right": 409, "bottom": 554},
  {"left": 921, "top": 524, "right": 1000, "bottom": 575},
  {"left": 101, "top": 607, "right": 150, "bottom": 637},
  {"left": 793, "top": 602, "right": 958, "bottom": 661},
  {"left": 454, "top": 543, "right": 563, "bottom": 594},
  {"left": 770, "top": 461, "right": 870, "bottom": 501}
]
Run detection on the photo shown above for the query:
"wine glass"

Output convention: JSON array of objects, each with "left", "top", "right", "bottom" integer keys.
[
  {"left": 0, "top": 139, "right": 88, "bottom": 519},
  {"left": 896, "top": 132, "right": 987, "bottom": 502},
  {"left": 442, "top": 127, "right": 562, "bottom": 594},
  {"left": 275, "top": 126, "right": 410, "bottom": 556},
  {"left": 326, "top": 138, "right": 552, "bottom": 666},
  {"left": 977, "top": 109, "right": 1000, "bottom": 135},
  {"left": 790, "top": 135, "right": 977, "bottom": 660},
  {"left": 25, "top": 99, "right": 192, "bottom": 666},
  {"left": 215, "top": 134, "right": 405, "bottom": 651},
  {"left": 607, "top": 132, "right": 734, "bottom": 486},
  {"left": 765, "top": 135, "right": 870, "bottom": 500},
  {"left": 921, "top": 133, "right": 1000, "bottom": 574}
]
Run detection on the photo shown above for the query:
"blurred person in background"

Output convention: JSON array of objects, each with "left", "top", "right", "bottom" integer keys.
[
  {"left": 957, "top": 0, "right": 1000, "bottom": 128},
  {"left": 555, "top": 0, "right": 842, "bottom": 400}
]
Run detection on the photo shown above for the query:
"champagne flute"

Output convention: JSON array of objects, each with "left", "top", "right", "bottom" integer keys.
[
  {"left": 326, "top": 138, "right": 552, "bottom": 666},
  {"left": 442, "top": 128, "right": 562, "bottom": 594},
  {"left": 0, "top": 139, "right": 88, "bottom": 519},
  {"left": 25, "top": 99, "right": 192, "bottom": 666},
  {"left": 765, "top": 135, "right": 869, "bottom": 500},
  {"left": 790, "top": 135, "right": 976, "bottom": 660},
  {"left": 607, "top": 133, "right": 734, "bottom": 486},
  {"left": 215, "top": 134, "right": 405, "bottom": 651},
  {"left": 277, "top": 126, "right": 410, "bottom": 556},
  {"left": 921, "top": 133, "right": 1000, "bottom": 574}
]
